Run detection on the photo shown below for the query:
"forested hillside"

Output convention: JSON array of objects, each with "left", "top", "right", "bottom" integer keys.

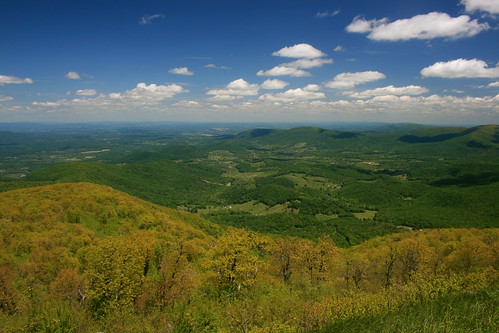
[
  {"left": 3, "top": 124, "right": 497, "bottom": 247},
  {"left": 0, "top": 183, "right": 497, "bottom": 332}
]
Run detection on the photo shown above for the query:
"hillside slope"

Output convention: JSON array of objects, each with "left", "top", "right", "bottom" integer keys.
[
  {"left": 0, "top": 183, "right": 497, "bottom": 332},
  {"left": 0, "top": 182, "right": 222, "bottom": 242},
  {"left": 24, "top": 160, "right": 226, "bottom": 207}
]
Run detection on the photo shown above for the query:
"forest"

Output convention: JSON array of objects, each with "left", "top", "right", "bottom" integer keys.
[{"left": 0, "top": 122, "right": 498, "bottom": 331}]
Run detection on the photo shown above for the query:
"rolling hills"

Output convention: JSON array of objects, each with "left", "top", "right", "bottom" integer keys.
[{"left": 3, "top": 124, "right": 495, "bottom": 247}]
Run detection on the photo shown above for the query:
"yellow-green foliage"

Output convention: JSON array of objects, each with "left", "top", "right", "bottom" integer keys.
[
  {"left": 204, "top": 228, "right": 271, "bottom": 291},
  {"left": 0, "top": 183, "right": 497, "bottom": 332},
  {"left": 83, "top": 234, "right": 154, "bottom": 315}
]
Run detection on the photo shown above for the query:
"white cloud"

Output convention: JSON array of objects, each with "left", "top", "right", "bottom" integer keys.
[
  {"left": 421, "top": 58, "right": 499, "bottom": 78},
  {"left": 32, "top": 82, "right": 186, "bottom": 109},
  {"left": 347, "top": 12, "right": 489, "bottom": 41},
  {"left": 259, "top": 86, "right": 325, "bottom": 102},
  {"left": 487, "top": 81, "right": 499, "bottom": 87},
  {"left": 303, "top": 84, "right": 321, "bottom": 92},
  {"left": 174, "top": 100, "right": 200, "bottom": 106},
  {"left": 0, "top": 75, "right": 33, "bottom": 85},
  {"left": 0, "top": 95, "right": 14, "bottom": 102},
  {"left": 344, "top": 85, "right": 429, "bottom": 98},
  {"left": 32, "top": 101, "right": 61, "bottom": 107},
  {"left": 210, "top": 104, "right": 229, "bottom": 109},
  {"left": 334, "top": 45, "right": 345, "bottom": 52},
  {"left": 258, "top": 43, "right": 331, "bottom": 78},
  {"left": 76, "top": 89, "right": 97, "bottom": 96},
  {"left": 325, "top": 71, "right": 386, "bottom": 89},
  {"left": 169, "top": 67, "right": 194, "bottom": 76},
  {"left": 461, "top": 0, "right": 499, "bottom": 14},
  {"left": 139, "top": 13, "right": 165, "bottom": 25},
  {"left": 362, "top": 94, "right": 499, "bottom": 114},
  {"left": 316, "top": 9, "right": 340, "bottom": 18},
  {"left": 294, "top": 94, "right": 499, "bottom": 117},
  {"left": 261, "top": 79, "right": 289, "bottom": 90},
  {"left": 117, "top": 82, "right": 185, "bottom": 101},
  {"left": 209, "top": 95, "right": 243, "bottom": 101},
  {"left": 207, "top": 78, "right": 260, "bottom": 99},
  {"left": 204, "top": 64, "right": 231, "bottom": 70},
  {"left": 346, "top": 17, "right": 388, "bottom": 33},
  {"left": 272, "top": 43, "right": 326, "bottom": 58},
  {"left": 257, "top": 66, "right": 311, "bottom": 77},
  {"left": 65, "top": 72, "right": 81, "bottom": 80},
  {"left": 282, "top": 58, "right": 333, "bottom": 69}
]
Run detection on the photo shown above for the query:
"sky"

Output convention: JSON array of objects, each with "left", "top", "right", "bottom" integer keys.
[{"left": 1, "top": 0, "right": 498, "bottom": 124}]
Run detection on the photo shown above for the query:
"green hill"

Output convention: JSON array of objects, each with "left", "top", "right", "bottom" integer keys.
[
  {"left": 0, "top": 125, "right": 493, "bottom": 247},
  {"left": 25, "top": 160, "right": 226, "bottom": 208},
  {"left": 0, "top": 182, "right": 222, "bottom": 238},
  {"left": 0, "top": 183, "right": 496, "bottom": 332}
]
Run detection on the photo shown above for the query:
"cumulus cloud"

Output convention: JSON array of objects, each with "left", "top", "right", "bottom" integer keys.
[
  {"left": 334, "top": 45, "right": 345, "bottom": 52},
  {"left": 486, "top": 81, "right": 499, "bottom": 87},
  {"left": 32, "top": 82, "right": 186, "bottom": 109},
  {"left": 346, "top": 17, "right": 388, "bottom": 33},
  {"left": 295, "top": 94, "right": 498, "bottom": 117},
  {"left": 421, "top": 58, "right": 499, "bottom": 78},
  {"left": 325, "top": 71, "right": 386, "bottom": 89},
  {"left": 282, "top": 58, "right": 333, "bottom": 69},
  {"left": 344, "top": 85, "right": 429, "bottom": 98},
  {"left": 139, "top": 13, "right": 165, "bottom": 25},
  {"left": 303, "top": 84, "right": 321, "bottom": 92},
  {"left": 0, "top": 75, "right": 33, "bottom": 85},
  {"left": 261, "top": 79, "right": 289, "bottom": 90},
  {"left": 347, "top": 12, "right": 489, "bottom": 41},
  {"left": 272, "top": 43, "right": 327, "bottom": 58},
  {"left": 257, "top": 66, "right": 312, "bottom": 77},
  {"left": 364, "top": 94, "right": 499, "bottom": 114},
  {"left": 461, "top": 0, "right": 499, "bottom": 14},
  {"left": 258, "top": 43, "right": 331, "bottom": 78},
  {"left": 76, "top": 89, "right": 97, "bottom": 96},
  {"left": 207, "top": 78, "right": 260, "bottom": 100},
  {"left": 169, "top": 67, "right": 194, "bottom": 75},
  {"left": 0, "top": 95, "right": 14, "bottom": 102},
  {"left": 65, "top": 72, "right": 81, "bottom": 80},
  {"left": 259, "top": 86, "right": 325, "bottom": 102},
  {"left": 116, "top": 83, "right": 186, "bottom": 101}
]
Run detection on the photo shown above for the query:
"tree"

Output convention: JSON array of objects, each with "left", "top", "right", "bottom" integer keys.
[
  {"left": 49, "top": 268, "right": 86, "bottom": 303},
  {"left": 270, "top": 237, "right": 300, "bottom": 282},
  {"left": 296, "top": 236, "right": 337, "bottom": 283},
  {"left": 0, "top": 266, "right": 21, "bottom": 314},
  {"left": 205, "top": 228, "right": 268, "bottom": 292},
  {"left": 84, "top": 233, "right": 153, "bottom": 316},
  {"left": 156, "top": 243, "right": 196, "bottom": 309}
]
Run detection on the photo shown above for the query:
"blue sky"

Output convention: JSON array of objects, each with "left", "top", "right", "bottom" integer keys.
[{"left": 1, "top": 0, "right": 498, "bottom": 124}]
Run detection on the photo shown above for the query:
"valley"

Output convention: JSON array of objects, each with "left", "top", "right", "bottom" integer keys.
[
  {"left": 0, "top": 122, "right": 498, "bottom": 332},
  {"left": 2, "top": 122, "right": 498, "bottom": 246}
]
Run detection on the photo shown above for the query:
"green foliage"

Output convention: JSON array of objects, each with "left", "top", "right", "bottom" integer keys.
[
  {"left": 3, "top": 123, "right": 498, "bottom": 245},
  {"left": 205, "top": 211, "right": 399, "bottom": 247},
  {"left": 2, "top": 122, "right": 498, "bottom": 332},
  {"left": 25, "top": 160, "right": 226, "bottom": 207},
  {"left": 316, "top": 288, "right": 498, "bottom": 333},
  {"left": 83, "top": 234, "right": 153, "bottom": 316},
  {"left": 0, "top": 183, "right": 497, "bottom": 332}
]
